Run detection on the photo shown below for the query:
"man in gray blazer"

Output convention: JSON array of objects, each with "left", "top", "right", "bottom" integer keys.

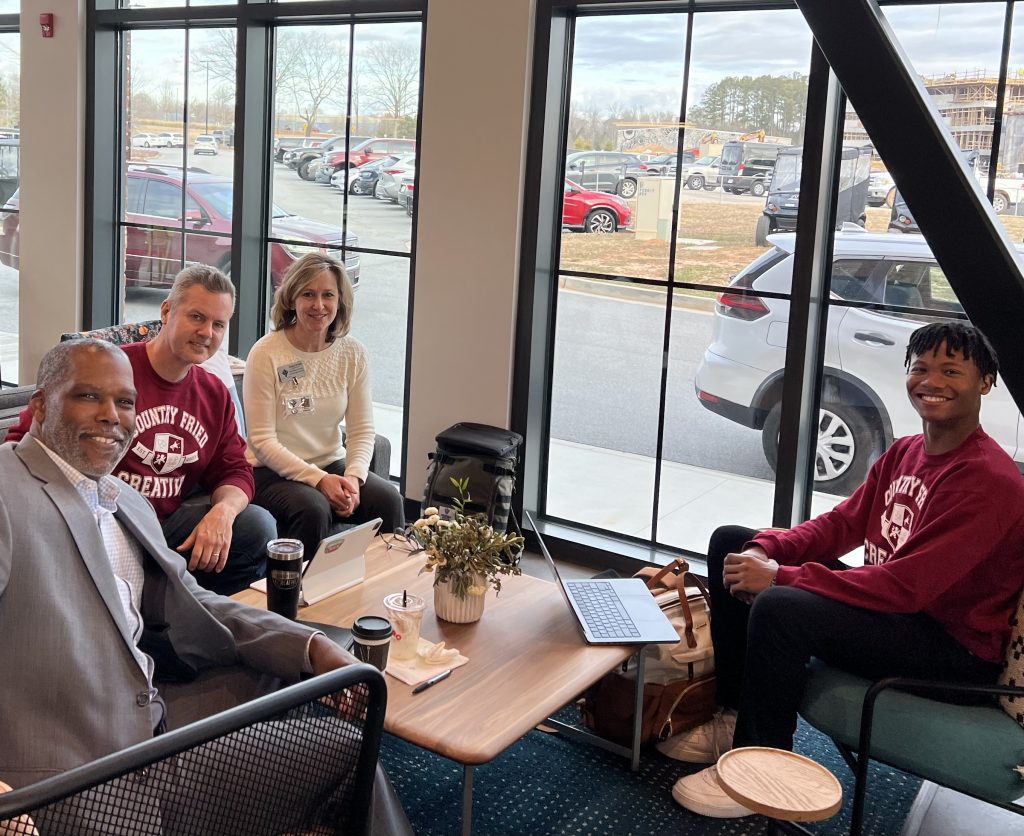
[{"left": 0, "top": 338, "right": 409, "bottom": 833}]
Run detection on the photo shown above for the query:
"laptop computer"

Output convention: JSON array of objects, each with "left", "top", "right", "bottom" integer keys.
[
  {"left": 523, "top": 511, "right": 678, "bottom": 645},
  {"left": 250, "top": 517, "right": 383, "bottom": 606}
]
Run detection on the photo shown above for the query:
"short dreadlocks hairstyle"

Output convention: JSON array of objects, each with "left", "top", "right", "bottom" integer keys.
[{"left": 905, "top": 322, "right": 998, "bottom": 383}]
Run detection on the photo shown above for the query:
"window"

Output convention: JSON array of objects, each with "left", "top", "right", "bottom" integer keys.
[
  {"left": 0, "top": 29, "right": 18, "bottom": 385},
  {"left": 527, "top": 1, "right": 1024, "bottom": 564},
  {"left": 542, "top": 8, "right": 816, "bottom": 553},
  {"left": 94, "top": 5, "right": 422, "bottom": 483}
]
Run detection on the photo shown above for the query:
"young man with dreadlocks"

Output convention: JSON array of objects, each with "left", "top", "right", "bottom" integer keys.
[{"left": 671, "top": 322, "right": 1024, "bottom": 818}]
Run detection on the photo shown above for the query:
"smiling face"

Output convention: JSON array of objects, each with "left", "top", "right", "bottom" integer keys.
[
  {"left": 291, "top": 269, "right": 340, "bottom": 339},
  {"left": 159, "top": 284, "right": 233, "bottom": 368},
  {"left": 31, "top": 347, "right": 137, "bottom": 479},
  {"left": 905, "top": 341, "right": 993, "bottom": 432}
]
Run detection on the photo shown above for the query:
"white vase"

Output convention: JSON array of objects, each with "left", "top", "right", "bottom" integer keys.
[{"left": 433, "top": 578, "right": 487, "bottom": 623}]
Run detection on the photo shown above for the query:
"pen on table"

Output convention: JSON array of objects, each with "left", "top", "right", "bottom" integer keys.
[{"left": 412, "top": 668, "right": 453, "bottom": 695}]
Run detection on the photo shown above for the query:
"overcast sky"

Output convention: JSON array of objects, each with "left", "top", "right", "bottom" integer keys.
[
  {"left": 570, "top": 3, "right": 1015, "bottom": 115},
  {"left": 110, "top": 2, "right": 1024, "bottom": 121}
]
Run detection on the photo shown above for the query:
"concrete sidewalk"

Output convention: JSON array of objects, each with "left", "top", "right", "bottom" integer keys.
[{"left": 374, "top": 403, "right": 849, "bottom": 561}]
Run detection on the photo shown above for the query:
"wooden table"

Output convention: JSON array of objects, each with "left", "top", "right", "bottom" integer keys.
[{"left": 237, "top": 540, "right": 642, "bottom": 834}]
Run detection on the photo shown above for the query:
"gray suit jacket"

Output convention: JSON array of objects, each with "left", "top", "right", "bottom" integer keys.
[{"left": 0, "top": 436, "right": 316, "bottom": 788}]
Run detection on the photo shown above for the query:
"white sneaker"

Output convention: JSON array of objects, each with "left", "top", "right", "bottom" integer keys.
[
  {"left": 672, "top": 765, "right": 755, "bottom": 819},
  {"left": 656, "top": 709, "right": 736, "bottom": 764}
]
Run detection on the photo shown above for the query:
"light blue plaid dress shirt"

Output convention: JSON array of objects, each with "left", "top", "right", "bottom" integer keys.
[{"left": 38, "top": 440, "right": 157, "bottom": 691}]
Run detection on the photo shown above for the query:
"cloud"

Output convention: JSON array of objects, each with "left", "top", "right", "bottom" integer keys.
[{"left": 569, "top": 5, "right": 1012, "bottom": 110}]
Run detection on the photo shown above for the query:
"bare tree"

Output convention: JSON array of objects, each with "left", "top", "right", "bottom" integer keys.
[
  {"left": 192, "top": 29, "right": 348, "bottom": 137},
  {"left": 277, "top": 30, "right": 348, "bottom": 135},
  {"left": 360, "top": 40, "right": 418, "bottom": 125}
]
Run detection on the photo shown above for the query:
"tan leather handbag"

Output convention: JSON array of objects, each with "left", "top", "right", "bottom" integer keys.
[{"left": 581, "top": 559, "right": 716, "bottom": 746}]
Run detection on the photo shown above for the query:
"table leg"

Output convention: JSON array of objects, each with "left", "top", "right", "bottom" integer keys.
[
  {"left": 630, "top": 649, "right": 645, "bottom": 772},
  {"left": 461, "top": 764, "right": 474, "bottom": 836}
]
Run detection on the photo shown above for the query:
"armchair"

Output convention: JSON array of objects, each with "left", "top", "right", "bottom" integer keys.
[
  {"left": 0, "top": 664, "right": 386, "bottom": 836},
  {"left": 800, "top": 655, "right": 1024, "bottom": 834}
]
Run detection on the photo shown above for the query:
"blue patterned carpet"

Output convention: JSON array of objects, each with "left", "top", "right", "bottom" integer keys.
[{"left": 380, "top": 713, "right": 920, "bottom": 836}]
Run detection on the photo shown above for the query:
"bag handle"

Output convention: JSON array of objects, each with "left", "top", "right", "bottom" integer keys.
[
  {"left": 634, "top": 559, "right": 713, "bottom": 650},
  {"left": 635, "top": 558, "right": 687, "bottom": 592}
]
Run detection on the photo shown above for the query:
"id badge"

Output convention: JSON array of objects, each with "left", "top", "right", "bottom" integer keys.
[
  {"left": 277, "top": 360, "right": 306, "bottom": 385},
  {"left": 282, "top": 393, "right": 315, "bottom": 416}
]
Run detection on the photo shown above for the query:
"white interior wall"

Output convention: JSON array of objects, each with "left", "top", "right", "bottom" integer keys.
[
  {"left": 18, "top": 0, "right": 85, "bottom": 382},
  {"left": 404, "top": 0, "right": 535, "bottom": 497}
]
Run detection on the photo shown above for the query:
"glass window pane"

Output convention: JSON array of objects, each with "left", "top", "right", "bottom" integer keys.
[
  {"left": 344, "top": 23, "right": 419, "bottom": 240},
  {"left": 545, "top": 281, "right": 665, "bottom": 537},
  {"left": 0, "top": 32, "right": 18, "bottom": 384},
  {"left": 122, "top": 28, "right": 236, "bottom": 324},
  {"left": 347, "top": 253, "right": 409, "bottom": 479},
  {"left": 882, "top": 4, "right": 1011, "bottom": 229},
  {"left": 560, "top": 14, "right": 686, "bottom": 280}
]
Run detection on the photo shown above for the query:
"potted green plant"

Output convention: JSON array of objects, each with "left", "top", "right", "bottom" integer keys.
[{"left": 409, "top": 478, "right": 524, "bottom": 623}]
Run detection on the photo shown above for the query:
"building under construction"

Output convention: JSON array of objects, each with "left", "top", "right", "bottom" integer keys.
[{"left": 844, "top": 69, "right": 1024, "bottom": 173}]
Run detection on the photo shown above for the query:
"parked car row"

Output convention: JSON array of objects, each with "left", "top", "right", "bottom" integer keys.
[{"left": 0, "top": 163, "right": 360, "bottom": 293}]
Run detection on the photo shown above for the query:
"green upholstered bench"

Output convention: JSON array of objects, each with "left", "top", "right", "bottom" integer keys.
[{"left": 800, "top": 659, "right": 1024, "bottom": 835}]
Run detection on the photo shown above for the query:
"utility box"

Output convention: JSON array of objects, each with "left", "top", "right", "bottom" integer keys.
[{"left": 633, "top": 176, "right": 675, "bottom": 241}]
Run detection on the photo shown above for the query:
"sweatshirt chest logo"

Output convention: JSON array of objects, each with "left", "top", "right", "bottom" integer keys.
[
  {"left": 134, "top": 432, "right": 199, "bottom": 475},
  {"left": 880, "top": 502, "right": 914, "bottom": 553},
  {"left": 866, "top": 473, "right": 931, "bottom": 564},
  {"left": 129, "top": 405, "right": 210, "bottom": 476}
]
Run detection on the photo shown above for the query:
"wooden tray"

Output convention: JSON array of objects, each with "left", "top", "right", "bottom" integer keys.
[{"left": 716, "top": 746, "right": 843, "bottom": 822}]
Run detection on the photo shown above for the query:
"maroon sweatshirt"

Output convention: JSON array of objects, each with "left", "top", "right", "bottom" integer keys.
[{"left": 752, "top": 428, "right": 1024, "bottom": 663}]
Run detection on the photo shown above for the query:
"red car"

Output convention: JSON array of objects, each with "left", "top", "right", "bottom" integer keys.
[
  {"left": 562, "top": 179, "right": 632, "bottom": 233},
  {"left": 0, "top": 165, "right": 361, "bottom": 290}
]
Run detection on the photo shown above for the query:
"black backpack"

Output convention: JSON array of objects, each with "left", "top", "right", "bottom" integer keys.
[{"left": 422, "top": 423, "right": 522, "bottom": 533}]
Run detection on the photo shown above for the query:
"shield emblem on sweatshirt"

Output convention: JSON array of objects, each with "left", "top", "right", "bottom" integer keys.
[
  {"left": 880, "top": 502, "right": 914, "bottom": 555},
  {"left": 150, "top": 433, "right": 186, "bottom": 475}
]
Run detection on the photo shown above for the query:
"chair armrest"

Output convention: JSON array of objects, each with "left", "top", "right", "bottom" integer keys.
[
  {"left": 858, "top": 676, "right": 1024, "bottom": 757},
  {"left": 369, "top": 433, "right": 392, "bottom": 481},
  {"left": 0, "top": 664, "right": 386, "bottom": 834}
]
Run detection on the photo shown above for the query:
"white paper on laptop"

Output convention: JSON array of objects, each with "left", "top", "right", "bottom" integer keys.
[{"left": 250, "top": 517, "right": 383, "bottom": 606}]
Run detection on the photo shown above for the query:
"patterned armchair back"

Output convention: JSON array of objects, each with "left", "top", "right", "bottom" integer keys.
[{"left": 59, "top": 320, "right": 162, "bottom": 345}]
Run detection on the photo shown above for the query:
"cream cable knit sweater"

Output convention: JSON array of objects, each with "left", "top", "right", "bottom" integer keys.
[{"left": 243, "top": 329, "right": 375, "bottom": 485}]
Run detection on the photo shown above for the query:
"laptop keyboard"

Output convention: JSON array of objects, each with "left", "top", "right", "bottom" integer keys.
[{"left": 566, "top": 581, "right": 641, "bottom": 639}]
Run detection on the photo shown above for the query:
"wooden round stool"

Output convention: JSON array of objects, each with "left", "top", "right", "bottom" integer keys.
[{"left": 716, "top": 746, "right": 843, "bottom": 824}]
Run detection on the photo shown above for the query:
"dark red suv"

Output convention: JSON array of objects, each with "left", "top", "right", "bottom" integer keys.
[
  {"left": 0, "top": 165, "right": 361, "bottom": 290},
  {"left": 315, "top": 137, "right": 417, "bottom": 184}
]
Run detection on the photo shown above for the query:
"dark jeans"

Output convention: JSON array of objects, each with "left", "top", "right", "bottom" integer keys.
[
  {"left": 707, "top": 525, "right": 1002, "bottom": 750},
  {"left": 161, "top": 500, "right": 276, "bottom": 596},
  {"left": 253, "top": 460, "right": 405, "bottom": 563}
]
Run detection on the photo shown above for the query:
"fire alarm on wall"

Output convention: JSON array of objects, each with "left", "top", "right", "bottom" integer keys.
[{"left": 39, "top": 13, "right": 53, "bottom": 38}]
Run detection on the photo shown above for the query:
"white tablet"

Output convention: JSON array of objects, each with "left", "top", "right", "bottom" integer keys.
[{"left": 250, "top": 517, "right": 383, "bottom": 605}]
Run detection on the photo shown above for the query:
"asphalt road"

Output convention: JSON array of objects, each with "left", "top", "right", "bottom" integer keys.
[{"left": 24, "top": 146, "right": 774, "bottom": 480}]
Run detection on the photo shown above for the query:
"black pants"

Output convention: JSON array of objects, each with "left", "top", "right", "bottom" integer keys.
[
  {"left": 253, "top": 460, "right": 406, "bottom": 563},
  {"left": 707, "top": 525, "right": 1002, "bottom": 750}
]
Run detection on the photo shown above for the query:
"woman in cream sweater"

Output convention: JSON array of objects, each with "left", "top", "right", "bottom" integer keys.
[{"left": 243, "top": 252, "right": 404, "bottom": 560}]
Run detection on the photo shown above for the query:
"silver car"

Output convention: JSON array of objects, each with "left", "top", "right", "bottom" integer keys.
[
  {"left": 374, "top": 154, "right": 416, "bottom": 202},
  {"left": 694, "top": 229, "right": 1023, "bottom": 494}
]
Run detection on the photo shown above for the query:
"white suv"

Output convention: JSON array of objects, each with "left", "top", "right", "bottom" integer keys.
[{"left": 694, "top": 229, "right": 1023, "bottom": 494}]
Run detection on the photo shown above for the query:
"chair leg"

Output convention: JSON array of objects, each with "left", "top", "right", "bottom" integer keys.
[
  {"left": 768, "top": 821, "right": 815, "bottom": 835},
  {"left": 835, "top": 741, "right": 859, "bottom": 776}
]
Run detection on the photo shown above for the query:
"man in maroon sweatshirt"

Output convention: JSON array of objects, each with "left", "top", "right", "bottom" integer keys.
[
  {"left": 671, "top": 321, "right": 1024, "bottom": 818},
  {"left": 7, "top": 265, "right": 275, "bottom": 595}
]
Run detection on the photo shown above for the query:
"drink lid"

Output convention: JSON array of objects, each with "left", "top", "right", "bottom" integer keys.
[
  {"left": 384, "top": 592, "right": 425, "bottom": 611},
  {"left": 351, "top": 615, "right": 392, "bottom": 641},
  {"left": 267, "top": 538, "right": 303, "bottom": 556}
]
